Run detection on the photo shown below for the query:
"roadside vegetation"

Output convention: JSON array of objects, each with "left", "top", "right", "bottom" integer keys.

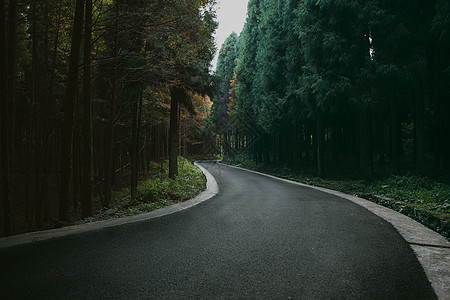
[
  {"left": 0, "top": 0, "right": 216, "bottom": 237},
  {"left": 223, "top": 155, "right": 450, "bottom": 240},
  {"left": 78, "top": 157, "right": 206, "bottom": 224}
]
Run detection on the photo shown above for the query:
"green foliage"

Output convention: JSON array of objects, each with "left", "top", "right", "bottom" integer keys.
[
  {"left": 79, "top": 157, "right": 206, "bottom": 223},
  {"left": 374, "top": 174, "right": 450, "bottom": 213},
  {"left": 211, "top": 32, "right": 239, "bottom": 134},
  {"left": 216, "top": 0, "right": 450, "bottom": 181}
]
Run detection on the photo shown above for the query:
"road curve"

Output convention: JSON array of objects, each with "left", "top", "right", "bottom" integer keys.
[{"left": 0, "top": 161, "right": 436, "bottom": 299}]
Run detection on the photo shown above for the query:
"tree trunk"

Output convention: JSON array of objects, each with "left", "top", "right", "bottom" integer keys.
[
  {"left": 169, "top": 87, "right": 182, "bottom": 179},
  {"left": 360, "top": 107, "right": 373, "bottom": 179},
  {"left": 1, "top": 0, "right": 18, "bottom": 235},
  {"left": 390, "top": 97, "right": 400, "bottom": 174},
  {"left": 104, "top": 0, "right": 120, "bottom": 207},
  {"left": 0, "top": 0, "right": 12, "bottom": 235},
  {"left": 317, "top": 111, "right": 325, "bottom": 177},
  {"left": 414, "top": 86, "right": 425, "bottom": 173},
  {"left": 59, "top": 0, "right": 85, "bottom": 221},
  {"left": 375, "top": 101, "right": 386, "bottom": 165},
  {"left": 305, "top": 122, "right": 311, "bottom": 163},
  {"left": 72, "top": 125, "right": 81, "bottom": 216},
  {"left": 28, "top": 0, "right": 38, "bottom": 227},
  {"left": 443, "top": 96, "right": 450, "bottom": 169},
  {"left": 130, "top": 85, "right": 143, "bottom": 199},
  {"left": 80, "top": 0, "right": 94, "bottom": 217}
]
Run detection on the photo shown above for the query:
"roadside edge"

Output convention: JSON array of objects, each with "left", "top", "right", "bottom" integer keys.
[
  {"left": 0, "top": 161, "right": 218, "bottom": 249},
  {"left": 218, "top": 161, "right": 450, "bottom": 300}
]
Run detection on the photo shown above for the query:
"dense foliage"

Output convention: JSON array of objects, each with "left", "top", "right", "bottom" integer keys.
[
  {"left": 0, "top": 0, "right": 216, "bottom": 235},
  {"left": 213, "top": 0, "right": 450, "bottom": 181}
]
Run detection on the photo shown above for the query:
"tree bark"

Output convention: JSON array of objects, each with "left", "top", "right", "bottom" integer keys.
[
  {"left": 390, "top": 97, "right": 400, "bottom": 174},
  {"left": 104, "top": 0, "right": 120, "bottom": 207},
  {"left": 1, "top": 0, "right": 18, "bottom": 235},
  {"left": 360, "top": 107, "right": 373, "bottom": 179},
  {"left": 414, "top": 86, "right": 425, "bottom": 173},
  {"left": 443, "top": 93, "right": 450, "bottom": 169},
  {"left": 317, "top": 111, "right": 325, "bottom": 178},
  {"left": 169, "top": 87, "right": 182, "bottom": 179},
  {"left": 130, "top": 85, "right": 143, "bottom": 199},
  {"left": 80, "top": 0, "right": 94, "bottom": 217},
  {"left": 0, "top": 0, "right": 12, "bottom": 235},
  {"left": 59, "top": 0, "right": 85, "bottom": 221}
]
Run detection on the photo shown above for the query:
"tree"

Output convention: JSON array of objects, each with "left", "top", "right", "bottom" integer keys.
[
  {"left": 103, "top": 0, "right": 120, "bottom": 208},
  {"left": 234, "top": 0, "right": 263, "bottom": 162},
  {"left": 59, "top": 0, "right": 85, "bottom": 221},
  {"left": 0, "top": 0, "right": 17, "bottom": 235},
  {"left": 431, "top": 0, "right": 450, "bottom": 169},
  {"left": 166, "top": 0, "right": 217, "bottom": 179},
  {"left": 0, "top": 0, "right": 219, "bottom": 234},
  {"left": 228, "top": 0, "right": 448, "bottom": 179},
  {"left": 80, "top": 0, "right": 94, "bottom": 217},
  {"left": 211, "top": 32, "right": 239, "bottom": 156}
]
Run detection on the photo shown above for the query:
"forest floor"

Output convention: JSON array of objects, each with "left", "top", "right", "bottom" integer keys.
[
  {"left": 7, "top": 157, "right": 207, "bottom": 236},
  {"left": 75, "top": 157, "right": 206, "bottom": 225},
  {"left": 222, "top": 155, "right": 450, "bottom": 240}
]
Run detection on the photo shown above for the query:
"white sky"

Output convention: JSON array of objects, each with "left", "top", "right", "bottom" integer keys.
[{"left": 211, "top": 0, "right": 249, "bottom": 71}]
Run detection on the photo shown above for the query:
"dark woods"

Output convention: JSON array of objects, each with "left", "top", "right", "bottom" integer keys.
[
  {"left": 0, "top": 0, "right": 217, "bottom": 236},
  {"left": 212, "top": 0, "right": 450, "bottom": 179},
  {"left": 2, "top": 0, "right": 449, "bottom": 237}
]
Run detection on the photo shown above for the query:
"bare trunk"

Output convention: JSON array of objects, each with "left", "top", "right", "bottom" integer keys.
[
  {"left": 59, "top": 0, "right": 85, "bottom": 221},
  {"left": 317, "top": 111, "right": 325, "bottom": 178},
  {"left": 0, "top": 0, "right": 10, "bottom": 235},
  {"left": 104, "top": 0, "right": 120, "bottom": 207},
  {"left": 130, "top": 85, "right": 143, "bottom": 199},
  {"left": 390, "top": 97, "right": 400, "bottom": 174},
  {"left": 169, "top": 87, "right": 181, "bottom": 179},
  {"left": 360, "top": 107, "right": 373, "bottom": 179},
  {"left": 414, "top": 86, "right": 425, "bottom": 172},
  {"left": 1, "top": 0, "right": 18, "bottom": 235},
  {"left": 80, "top": 0, "right": 94, "bottom": 217}
]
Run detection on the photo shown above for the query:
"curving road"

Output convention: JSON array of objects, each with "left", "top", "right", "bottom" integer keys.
[{"left": 0, "top": 161, "right": 436, "bottom": 299}]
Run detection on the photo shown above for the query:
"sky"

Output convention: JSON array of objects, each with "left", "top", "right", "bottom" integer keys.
[{"left": 211, "top": 0, "right": 249, "bottom": 71}]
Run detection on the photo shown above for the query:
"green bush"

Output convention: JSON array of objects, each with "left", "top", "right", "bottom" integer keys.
[{"left": 78, "top": 157, "right": 206, "bottom": 223}]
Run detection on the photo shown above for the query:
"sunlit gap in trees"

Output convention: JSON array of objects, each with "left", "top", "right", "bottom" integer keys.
[{"left": 368, "top": 31, "right": 375, "bottom": 60}]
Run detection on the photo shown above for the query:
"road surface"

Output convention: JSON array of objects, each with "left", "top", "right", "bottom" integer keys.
[{"left": 0, "top": 161, "right": 436, "bottom": 299}]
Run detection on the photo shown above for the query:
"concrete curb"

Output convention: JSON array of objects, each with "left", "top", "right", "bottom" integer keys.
[
  {"left": 0, "top": 161, "right": 218, "bottom": 250},
  {"left": 219, "top": 162, "right": 450, "bottom": 300}
]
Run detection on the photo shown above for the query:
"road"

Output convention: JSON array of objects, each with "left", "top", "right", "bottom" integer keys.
[{"left": 0, "top": 161, "right": 436, "bottom": 299}]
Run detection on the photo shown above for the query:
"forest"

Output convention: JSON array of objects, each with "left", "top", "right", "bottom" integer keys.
[
  {"left": 213, "top": 0, "right": 450, "bottom": 178},
  {"left": 0, "top": 0, "right": 217, "bottom": 236},
  {"left": 1, "top": 0, "right": 449, "bottom": 238}
]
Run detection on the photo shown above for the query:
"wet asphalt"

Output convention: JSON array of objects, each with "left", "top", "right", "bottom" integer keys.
[{"left": 0, "top": 161, "right": 436, "bottom": 299}]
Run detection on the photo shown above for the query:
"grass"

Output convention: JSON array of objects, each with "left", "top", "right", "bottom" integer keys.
[
  {"left": 77, "top": 157, "right": 206, "bottom": 224},
  {"left": 223, "top": 154, "right": 450, "bottom": 240}
]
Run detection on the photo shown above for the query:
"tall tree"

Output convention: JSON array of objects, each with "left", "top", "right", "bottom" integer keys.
[
  {"left": 0, "top": 0, "right": 16, "bottom": 235},
  {"left": 234, "top": 0, "right": 262, "bottom": 162},
  {"left": 104, "top": 0, "right": 120, "bottom": 208},
  {"left": 0, "top": 0, "right": 7, "bottom": 233},
  {"left": 431, "top": 0, "right": 450, "bottom": 169},
  {"left": 59, "top": 0, "right": 85, "bottom": 221},
  {"left": 211, "top": 32, "right": 239, "bottom": 155},
  {"left": 167, "top": 0, "right": 217, "bottom": 179},
  {"left": 80, "top": 0, "right": 94, "bottom": 217}
]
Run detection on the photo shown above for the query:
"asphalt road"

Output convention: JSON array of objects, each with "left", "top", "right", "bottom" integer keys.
[{"left": 1, "top": 161, "right": 437, "bottom": 299}]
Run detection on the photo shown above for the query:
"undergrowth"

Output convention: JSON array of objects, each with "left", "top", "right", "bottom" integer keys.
[{"left": 78, "top": 157, "right": 206, "bottom": 224}]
